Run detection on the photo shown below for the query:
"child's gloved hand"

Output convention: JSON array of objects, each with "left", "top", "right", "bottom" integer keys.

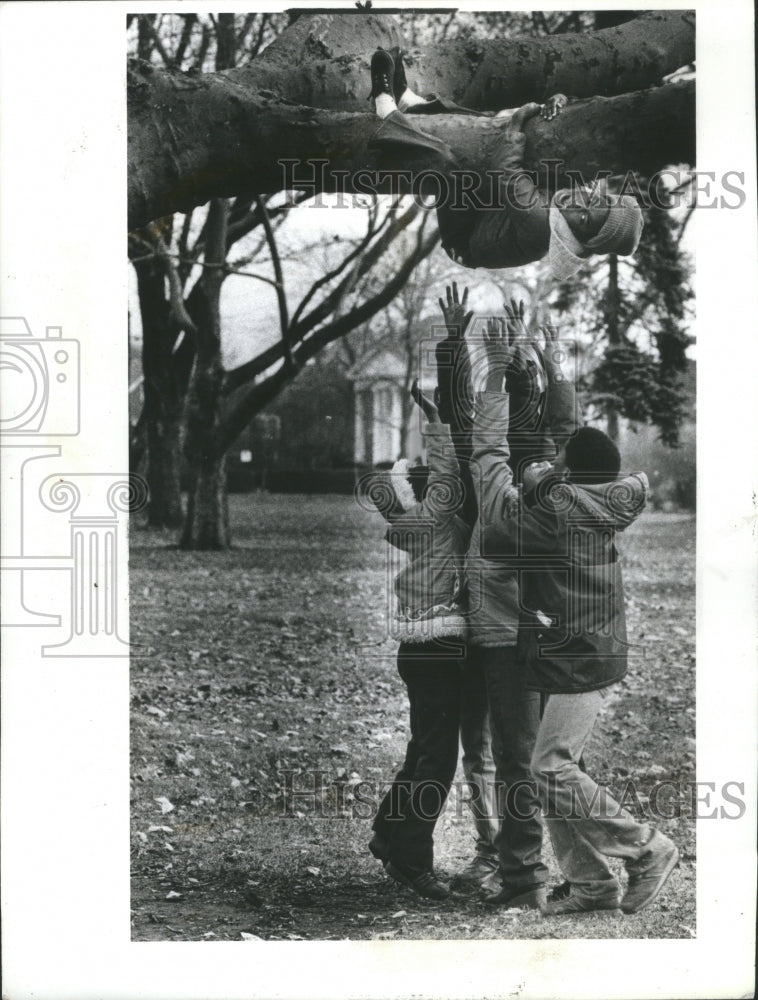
[
  {"left": 506, "top": 102, "right": 542, "bottom": 133},
  {"left": 540, "top": 93, "right": 568, "bottom": 121}
]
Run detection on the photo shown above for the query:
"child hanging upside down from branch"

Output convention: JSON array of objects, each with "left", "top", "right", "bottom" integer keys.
[{"left": 367, "top": 47, "right": 644, "bottom": 278}]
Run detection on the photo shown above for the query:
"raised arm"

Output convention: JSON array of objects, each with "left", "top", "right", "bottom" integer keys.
[
  {"left": 435, "top": 282, "right": 474, "bottom": 432},
  {"left": 540, "top": 319, "right": 580, "bottom": 445},
  {"left": 435, "top": 283, "right": 478, "bottom": 525},
  {"left": 468, "top": 317, "right": 519, "bottom": 531},
  {"left": 405, "top": 379, "right": 463, "bottom": 523}
]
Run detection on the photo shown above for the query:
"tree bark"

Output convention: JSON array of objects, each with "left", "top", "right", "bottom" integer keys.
[
  {"left": 133, "top": 246, "right": 191, "bottom": 527},
  {"left": 180, "top": 451, "right": 230, "bottom": 550},
  {"left": 180, "top": 198, "right": 230, "bottom": 550},
  {"left": 128, "top": 63, "right": 694, "bottom": 230},
  {"left": 155, "top": 10, "right": 693, "bottom": 113}
]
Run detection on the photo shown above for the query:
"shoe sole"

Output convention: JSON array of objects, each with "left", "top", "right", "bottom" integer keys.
[
  {"left": 485, "top": 888, "right": 546, "bottom": 909},
  {"left": 385, "top": 862, "right": 450, "bottom": 900},
  {"left": 620, "top": 847, "right": 679, "bottom": 914},
  {"left": 542, "top": 899, "right": 620, "bottom": 916}
]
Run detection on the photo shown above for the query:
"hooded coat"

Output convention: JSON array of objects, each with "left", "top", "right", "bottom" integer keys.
[
  {"left": 473, "top": 391, "right": 648, "bottom": 692},
  {"left": 382, "top": 424, "right": 471, "bottom": 644}
]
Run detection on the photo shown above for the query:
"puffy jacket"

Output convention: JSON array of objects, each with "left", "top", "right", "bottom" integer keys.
[
  {"left": 465, "top": 360, "right": 579, "bottom": 648},
  {"left": 384, "top": 424, "right": 471, "bottom": 643},
  {"left": 473, "top": 391, "right": 648, "bottom": 692}
]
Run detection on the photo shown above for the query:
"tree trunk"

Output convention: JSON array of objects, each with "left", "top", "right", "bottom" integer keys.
[
  {"left": 180, "top": 198, "right": 231, "bottom": 550},
  {"left": 180, "top": 451, "right": 230, "bottom": 550},
  {"left": 133, "top": 246, "right": 191, "bottom": 528}
]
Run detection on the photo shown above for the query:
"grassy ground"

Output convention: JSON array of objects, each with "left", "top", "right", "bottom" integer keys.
[{"left": 130, "top": 494, "right": 696, "bottom": 941}]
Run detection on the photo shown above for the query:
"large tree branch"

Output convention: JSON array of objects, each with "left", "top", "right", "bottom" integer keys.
[
  {"left": 128, "top": 63, "right": 694, "bottom": 229},
  {"left": 178, "top": 10, "right": 694, "bottom": 112}
]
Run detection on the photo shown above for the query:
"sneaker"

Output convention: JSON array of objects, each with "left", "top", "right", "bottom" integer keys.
[
  {"left": 368, "top": 833, "right": 389, "bottom": 864},
  {"left": 621, "top": 831, "right": 679, "bottom": 914},
  {"left": 368, "top": 48, "right": 394, "bottom": 102},
  {"left": 547, "top": 880, "right": 572, "bottom": 902},
  {"left": 452, "top": 854, "right": 499, "bottom": 889},
  {"left": 542, "top": 892, "right": 620, "bottom": 915},
  {"left": 385, "top": 861, "right": 450, "bottom": 900},
  {"left": 483, "top": 884, "right": 546, "bottom": 910}
]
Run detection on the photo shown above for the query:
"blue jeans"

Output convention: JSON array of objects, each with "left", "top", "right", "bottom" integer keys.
[
  {"left": 459, "top": 649, "right": 498, "bottom": 859},
  {"left": 477, "top": 645, "right": 548, "bottom": 891},
  {"left": 532, "top": 689, "right": 653, "bottom": 901}
]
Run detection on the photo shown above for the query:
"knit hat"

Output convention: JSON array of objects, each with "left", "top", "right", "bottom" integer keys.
[
  {"left": 584, "top": 195, "right": 644, "bottom": 256},
  {"left": 548, "top": 197, "right": 588, "bottom": 281},
  {"left": 548, "top": 190, "right": 644, "bottom": 280}
]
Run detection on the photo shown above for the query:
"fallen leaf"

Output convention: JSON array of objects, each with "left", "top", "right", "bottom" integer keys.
[
  {"left": 165, "top": 891, "right": 182, "bottom": 900},
  {"left": 240, "top": 932, "right": 264, "bottom": 941},
  {"left": 155, "top": 796, "right": 175, "bottom": 814}
]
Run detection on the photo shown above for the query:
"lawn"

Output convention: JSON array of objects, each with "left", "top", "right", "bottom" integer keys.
[{"left": 130, "top": 494, "right": 696, "bottom": 941}]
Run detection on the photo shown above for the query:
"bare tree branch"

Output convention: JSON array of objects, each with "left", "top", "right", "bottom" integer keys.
[
  {"left": 218, "top": 227, "right": 439, "bottom": 453},
  {"left": 255, "top": 195, "right": 294, "bottom": 372},
  {"left": 137, "top": 13, "right": 175, "bottom": 68},
  {"left": 131, "top": 226, "right": 198, "bottom": 336}
]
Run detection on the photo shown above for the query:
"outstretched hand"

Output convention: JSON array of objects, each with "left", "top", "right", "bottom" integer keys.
[
  {"left": 540, "top": 319, "right": 567, "bottom": 382},
  {"left": 438, "top": 282, "right": 474, "bottom": 337},
  {"left": 503, "top": 298, "right": 529, "bottom": 343},
  {"left": 410, "top": 378, "right": 441, "bottom": 423},
  {"left": 482, "top": 317, "right": 512, "bottom": 392}
]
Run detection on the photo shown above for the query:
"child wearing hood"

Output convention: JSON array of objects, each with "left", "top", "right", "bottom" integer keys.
[
  {"left": 367, "top": 47, "right": 643, "bottom": 279},
  {"left": 470, "top": 318, "right": 679, "bottom": 915},
  {"left": 363, "top": 380, "right": 470, "bottom": 900}
]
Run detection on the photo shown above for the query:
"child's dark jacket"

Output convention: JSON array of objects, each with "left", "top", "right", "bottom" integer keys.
[{"left": 473, "top": 391, "right": 649, "bottom": 693}]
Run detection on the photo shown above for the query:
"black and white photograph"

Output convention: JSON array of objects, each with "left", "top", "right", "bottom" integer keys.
[{"left": 1, "top": 2, "right": 757, "bottom": 999}]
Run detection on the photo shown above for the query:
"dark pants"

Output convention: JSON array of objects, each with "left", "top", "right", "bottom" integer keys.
[
  {"left": 372, "top": 641, "right": 463, "bottom": 871},
  {"left": 475, "top": 645, "right": 548, "bottom": 892}
]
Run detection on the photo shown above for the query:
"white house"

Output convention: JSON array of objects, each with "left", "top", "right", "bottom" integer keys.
[{"left": 346, "top": 349, "right": 431, "bottom": 466}]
